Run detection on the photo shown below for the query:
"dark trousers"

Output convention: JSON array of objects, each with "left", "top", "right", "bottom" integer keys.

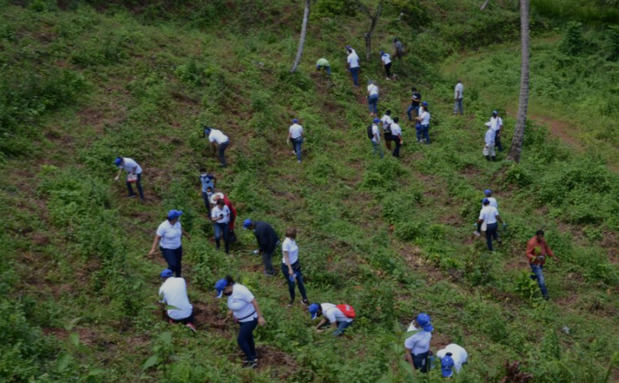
[
  {"left": 349, "top": 67, "right": 359, "bottom": 86},
  {"left": 383, "top": 132, "right": 393, "bottom": 150},
  {"left": 407, "top": 104, "right": 418, "bottom": 121},
  {"left": 202, "top": 192, "right": 211, "bottom": 215},
  {"left": 262, "top": 247, "right": 275, "bottom": 275},
  {"left": 384, "top": 62, "right": 392, "bottom": 77},
  {"left": 495, "top": 130, "right": 503, "bottom": 151},
  {"left": 238, "top": 318, "right": 258, "bottom": 362},
  {"left": 392, "top": 138, "right": 401, "bottom": 158},
  {"left": 214, "top": 223, "right": 230, "bottom": 254},
  {"left": 161, "top": 246, "right": 182, "bottom": 277},
  {"left": 169, "top": 312, "right": 195, "bottom": 325},
  {"left": 422, "top": 124, "right": 430, "bottom": 143},
  {"left": 126, "top": 173, "right": 144, "bottom": 199},
  {"left": 281, "top": 261, "right": 308, "bottom": 302},
  {"left": 485, "top": 222, "right": 498, "bottom": 251},
  {"left": 412, "top": 352, "right": 430, "bottom": 373},
  {"left": 218, "top": 140, "right": 229, "bottom": 167}
]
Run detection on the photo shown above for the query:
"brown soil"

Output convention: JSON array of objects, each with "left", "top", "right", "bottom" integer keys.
[
  {"left": 237, "top": 345, "right": 299, "bottom": 379},
  {"left": 191, "top": 301, "right": 229, "bottom": 333}
]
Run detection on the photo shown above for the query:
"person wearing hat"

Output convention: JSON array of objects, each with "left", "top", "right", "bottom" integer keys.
[
  {"left": 346, "top": 45, "right": 360, "bottom": 86},
  {"left": 316, "top": 57, "right": 331, "bottom": 76},
  {"left": 380, "top": 50, "right": 392, "bottom": 79},
  {"left": 489, "top": 110, "right": 504, "bottom": 152},
  {"left": 113, "top": 157, "right": 144, "bottom": 200},
  {"left": 215, "top": 276, "right": 266, "bottom": 368},
  {"left": 282, "top": 227, "right": 309, "bottom": 306},
  {"left": 482, "top": 189, "right": 498, "bottom": 209},
  {"left": 199, "top": 168, "right": 216, "bottom": 215},
  {"left": 158, "top": 268, "right": 196, "bottom": 332},
  {"left": 454, "top": 79, "right": 463, "bottom": 115},
  {"left": 476, "top": 198, "right": 504, "bottom": 251},
  {"left": 415, "top": 102, "right": 431, "bottom": 143},
  {"left": 483, "top": 121, "right": 496, "bottom": 161},
  {"left": 369, "top": 117, "right": 384, "bottom": 158},
  {"left": 203, "top": 126, "right": 230, "bottom": 167},
  {"left": 380, "top": 109, "right": 394, "bottom": 150},
  {"left": 148, "top": 210, "right": 189, "bottom": 277},
  {"left": 211, "top": 192, "right": 237, "bottom": 241},
  {"left": 407, "top": 87, "right": 422, "bottom": 121},
  {"left": 243, "top": 219, "right": 279, "bottom": 276},
  {"left": 404, "top": 312, "right": 434, "bottom": 373},
  {"left": 437, "top": 343, "right": 468, "bottom": 378},
  {"left": 210, "top": 197, "right": 231, "bottom": 254},
  {"left": 526, "top": 230, "right": 559, "bottom": 300},
  {"left": 308, "top": 303, "right": 354, "bottom": 336},
  {"left": 288, "top": 118, "right": 304, "bottom": 163},
  {"left": 390, "top": 117, "right": 403, "bottom": 158},
  {"left": 367, "top": 80, "right": 379, "bottom": 116}
]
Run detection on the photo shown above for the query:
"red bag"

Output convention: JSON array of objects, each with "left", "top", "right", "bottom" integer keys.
[{"left": 336, "top": 304, "right": 356, "bottom": 319}]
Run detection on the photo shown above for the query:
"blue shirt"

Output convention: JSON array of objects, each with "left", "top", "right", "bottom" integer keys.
[{"left": 199, "top": 173, "right": 215, "bottom": 193}]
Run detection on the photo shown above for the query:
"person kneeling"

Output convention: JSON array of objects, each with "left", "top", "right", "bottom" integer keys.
[
  {"left": 158, "top": 269, "right": 196, "bottom": 332},
  {"left": 308, "top": 303, "right": 355, "bottom": 336}
]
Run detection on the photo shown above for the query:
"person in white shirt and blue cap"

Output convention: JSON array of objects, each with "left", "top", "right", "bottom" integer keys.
[
  {"left": 114, "top": 156, "right": 144, "bottom": 200},
  {"left": 148, "top": 210, "right": 190, "bottom": 277},
  {"left": 203, "top": 125, "right": 230, "bottom": 167},
  {"left": 404, "top": 312, "right": 433, "bottom": 373},
  {"left": 215, "top": 276, "right": 266, "bottom": 368},
  {"left": 308, "top": 302, "right": 355, "bottom": 336},
  {"left": 158, "top": 268, "right": 196, "bottom": 332},
  {"left": 437, "top": 343, "right": 468, "bottom": 378},
  {"left": 288, "top": 118, "right": 304, "bottom": 163}
]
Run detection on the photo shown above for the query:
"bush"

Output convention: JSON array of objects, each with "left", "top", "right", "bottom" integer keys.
[{"left": 560, "top": 22, "right": 584, "bottom": 55}]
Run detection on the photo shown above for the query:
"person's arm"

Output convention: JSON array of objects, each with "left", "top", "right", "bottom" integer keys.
[
  {"left": 315, "top": 318, "right": 328, "bottom": 331},
  {"left": 405, "top": 348, "right": 414, "bottom": 367},
  {"left": 496, "top": 214, "right": 504, "bottom": 225},
  {"left": 148, "top": 235, "right": 161, "bottom": 256},
  {"left": 114, "top": 168, "right": 122, "bottom": 181},
  {"left": 251, "top": 299, "right": 266, "bottom": 325},
  {"left": 545, "top": 241, "right": 557, "bottom": 261},
  {"left": 283, "top": 249, "right": 293, "bottom": 277},
  {"left": 526, "top": 240, "right": 536, "bottom": 262},
  {"left": 182, "top": 229, "right": 191, "bottom": 240}
]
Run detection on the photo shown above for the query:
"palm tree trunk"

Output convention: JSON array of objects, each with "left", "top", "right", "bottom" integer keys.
[
  {"left": 291, "top": 0, "right": 310, "bottom": 73},
  {"left": 508, "top": 0, "right": 529, "bottom": 163}
]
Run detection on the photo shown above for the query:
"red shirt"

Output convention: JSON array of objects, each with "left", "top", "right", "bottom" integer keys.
[
  {"left": 223, "top": 196, "right": 236, "bottom": 230},
  {"left": 526, "top": 236, "right": 555, "bottom": 265}
]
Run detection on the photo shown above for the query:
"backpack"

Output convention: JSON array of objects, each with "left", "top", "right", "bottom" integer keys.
[
  {"left": 366, "top": 124, "right": 374, "bottom": 140},
  {"left": 336, "top": 304, "right": 356, "bottom": 319}
]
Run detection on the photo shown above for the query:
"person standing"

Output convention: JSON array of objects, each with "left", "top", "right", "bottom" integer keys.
[
  {"left": 437, "top": 343, "right": 468, "bottom": 378},
  {"left": 211, "top": 192, "right": 237, "bottom": 242},
  {"left": 454, "top": 79, "right": 463, "bottom": 115},
  {"left": 148, "top": 210, "right": 188, "bottom": 277},
  {"left": 316, "top": 57, "right": 331, "bottom": 76},
  {"left": 203, "top": 126, "right": 230, "bottom": 167},
  {"left": 416, "top": 101, "right": 431, "bottom": 143},
  {"left": 380, "top": 110, "right": 394, "bottom": 150},
  {"left": 393, "top": 38, "right": 404, "bottom": 60},
  {"left": 490, "top": 110, "right": 504, "bottom": 152},
  {"left": 288, "top": 118, "right": 304, "bottom": 163},
  {"left": 526, "top": 230, "right": 559, "bottom": 300},
  {"left": 483, "top": 122, "right": 496, "bottom": 161},
  {"left": 308, "top": 302, "right": 354, "bottom": 336},
  {"left": 404, "top": 313, "right": 434, "bottom": 373},
  {"left": 380, "top": 51, "right": 392, "bottom": 79},
  {"left": 390, "top": 117, "right": 403, "bottom": 158},
  {"left": 367, "top": 80, "right": 379, "bottom": 116},
  {"left": 243, "top": 218, "right": 279, "bottom": 276},
  {"left": 215, "top": 276, "right": 266, "bottom": 368},
  {"left": 476, "top": 198, "right": 504, "bottom": 251},
  {"left": 282, "top": 227, "right": 309, "bottom": 306},
  {"left": 406, "top": 87, "right": 422, "bottom": 121},
  {"left": 211, "top": 198, "right": 231, "bottom": 254},
  {"left": 114, "top": 157, "right": 144, "bottom": 200},
  {"left": 158, "top": 268, "right": 196, "bottom": 332},
  {"left": 369, "top": 118, "right": 384, "bottom": 158},
  {"left": 199, "top": 168, "right": 216, "bottom": 215},
  {"left": 346, "top": 46, "right": 360, "bottom": 86}
]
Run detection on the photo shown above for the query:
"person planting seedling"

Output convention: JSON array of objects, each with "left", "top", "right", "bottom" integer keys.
[
  {"left": 404, "top": 312, "right": 434, "bottom": 373},
  {"left": 158, "top": 268, "right": 196, "bottom": 332},
  {"left": 113, "top": 156, "right": 144, "bottom": 200},
  {"left": 526, "top": 230, "right": 559, "bottom": 300},
  {"left": 308, "top": 302, "right": 355, "bottom": 336}
]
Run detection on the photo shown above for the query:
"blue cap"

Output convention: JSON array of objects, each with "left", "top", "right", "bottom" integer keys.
[
  {"left": 441, "top": 353, "right": 455, "bottom": 377},
  {"left": 160, "top": 268, "right": 174, "bottom": 278},
  {"left": 309, "top": 303, "right": 320, "bottom": 319},
  {"left": 373, "top": 118, "right": 380, "bottom": 123},
  {"left": 345, "top": 45, "right": 351, "bottom": 50},
  {"left": 422, "top": 101, "right": 428, "bottom": 107},
  {"left": 203, "top": 126, "right": 212, "bottom": 134},
  {"left": 292, "top": 118, "right": 299, "bottom": 123},
  {"left": 482, "top": 198, "right": 490, "bottom": 205},
  {"left": 214, "top": 278, "right": 228, "bottom": 298},
  {"left": 416, "top": 312, "right": 433, "bottom": 331},
  {"left": 380, "top": 50, "right": 385, "bottom": 55},
  {"left": 493, "top": 110, "right": 498, "bottom": 115},
  {"left": 484, "top": 189, "right": 492, "bottom": 197},
  {"left": 167, "top": 209, "right": 183, "bottom": 220},
  {"left": 243, "top": 218, "right": 253, "bottom": 229},
  {"left": 114, "top": 157, "right": 122, "bottom": 166}
]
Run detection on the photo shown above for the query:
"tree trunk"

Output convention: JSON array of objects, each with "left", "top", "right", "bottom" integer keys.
[
  {"left": 360, "top": 0, "right": 383, "bottom": 61},
  {"left": 290, "top": 0, "right": 310, "bottom": 73},
  {"left": 480, "top": 0, "right": 490, "bottom": 10},
  {"left": 508, "top": 0, "right": 529, "bottom": 163}
]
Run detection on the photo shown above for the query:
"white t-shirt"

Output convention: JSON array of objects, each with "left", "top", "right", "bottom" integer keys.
[
  {"left": 367, "top": 84, "right": 379, "bottom": 96},
  {"left": 381, "top": 53, "right": 392, "bottom": 65},
  {"left": 347, "top": 50, "right": 360, "bottom": 69},
  {"left": 282, "top": 237, "right": 299, "bottom": 264},
  {"left": 371, "top": 124, "right": 381, "bottom": 143},
  {"left": 119, "top": 157, "right": 142, "bottom": 174},
  {"left": 380, "top": 115, "right": 393, "bottom": 132},
  {"left": 156, "top": 220, "right": 182, "bottom": 249},
  {"left": 454, "top": 82, "right": 463, "bottom": 99},
  {"left": 390, "top": 123, "right": 402, "bottom": 137},
  {"left": 289, "top": 123, "right": 304, "bottom": 139},
  {"left": 404, "top": 330, "right": 432, "bottom": 355},
  {"left": 211, "top": 204, "right": 231, "bottom": 224},
  {"left": 227, "top": 284, "right": 257, "bottom": 322},
  {"left": 437, "top": 344, "right": 468, "bottom": 373},
  {"left": 479, "top": 205, "right": 499, "bottom": 224},
  {"left": 485, "top": 129, "right": 495, "bottom": 146},
  {"left": 159, "top": 277, "right": 193, "bottom": 320},
  {"left": 321, "top": 303, "right": 353, "bottom": 324},
  {"left": 490, "top": 116, "right": 503, "bottom": 132},
  {"left": 208, "top": 129, "right": 229, "bottom": 145},
  {"left": 482, "top": 197, "right": 498, "bottom": 209},
  {"left": 419, "top": 110, "right": 430, "bottom": 125}
]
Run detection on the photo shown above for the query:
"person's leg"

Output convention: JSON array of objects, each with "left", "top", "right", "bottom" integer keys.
[
  {"left": 333, "top": 321, "right": 352, "bottom": 336},
  {"left": 415, "top": 123, "right": 422, "bottom": 142},
  {"left": 161, "top": 248, "right": 178, "bottom": 272},
  {"left": 326, "top": 66, "right": 331, "bottom": 76},
  {"left": 384, "top": 133, "right": 392, "bottom": 150},
  {"left": 262, "top": 249, "right": 274, "bottom": 275},
  {"left": 136, "top": 173, "right": 144, "bottom": 199},
  {"left": 458, "top": 99, "right": 463, "bottom": 115},
  {"left": 393, "top": 139, "right": 401, "bottom": 157},
  {"left": 406, "top": 104, "right": 413, "bottom": 121},
  {"left": 352, "top": 68, "right": 359, "bottom": 86},
  {"left": 294, "top": 139, "right": 302, "bottom": 162},
  {"left": 237, "top": 319, "right": 258, "bottom": 362},
  {"left": 385, "top": 62, "right": 392, "bottom": 77},
  {"left": 372, "top": 141, "right": 378, "bottom": 156},
  {"left": 126, "top": 178, "right": 135, "bottom": 197},
  {"left": 175, "top": 247, "right": 182, "bottom": 277},
  {"left": 281, "top": 263, "right": 295, "bottom": 302},
  {"left": 496, "top": 130, "right": 503, "bottom": 151},
  {"left": 222, "top": 224, "right": 230, "bottom": 254},
  {"left": 218, "top": 141, "right": 229, "bottom": 167},
  {"left": 294, "top": 266, "right": 308, "bottom": 301},
  {"left": 454, "top": 100, "right": 458, "bottom": 115},
  {"left": 213, "top": 223, "right": 222, "bottom": 249},
  {"left": 531, "top": 265, "right": 549, "bottom": 299},
  {"left": 246, "top": 319, "right": 257, "bottom": 361},
  {"left": 423, "top": 125, "right": 430, "bottom": 144},
  {"left": 485, "top": 223, "right": 497, "bottom": 251}
]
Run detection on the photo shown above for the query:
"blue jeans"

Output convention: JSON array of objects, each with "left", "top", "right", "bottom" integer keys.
[
  {"left": 485, "top": 222, "right": 498, "bottom": 251},
  {"left": 292, "top": 137, "right": 303, "bottom": 162},
  {"left": 218, "top": 140, "right": 229, "bottom": 167},
  {"left": 349, "top": 67, "right": 359, "bottom": 86},
  {"left": 161, "top": 246, "right": 182, "bottom": 277},
  {"left": 415, "top": 123, "right": 423, "bottom": 142},
  {"left": 422, "top": 124, "right": 430, "bottom": 143},
  {"left": 126, "top": 173, "right": 144, "bottom": 199},
  {"left": 371, "top": 141, "right": 384, "bottom": 158},
  {"left": 368, "top": 94, "right": 378, "bottom": 114},
  {"left": 238, "top": 318, "right": 257, "bottom": 362},
  {"left": 214, "top": 222, "right": 230, "bottom": 254},
  {"left": 392, "top": 138, "right": 401, "bottom": 158},
  {"left": 281, "top": 261, "right": 308, "bottom": 302},
  {"left": 454, "top": 99, "right": 463, "bottom": 115},
  {"left": 407, "top": 104, "right": 419, "bottom": 121},
  {"left": 530, "top": 264, "right": 549, "bottom": 298},
  {"left": 333, "top": 321, "right": 352, "bottom": 336},
  {"left": 317, "top": 65, "right": 331, "bottom": 75}
]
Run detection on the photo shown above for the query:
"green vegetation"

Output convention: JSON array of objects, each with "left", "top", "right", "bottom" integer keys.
[{"left": 0, "top": 0, "right": 617, "bottom": 382}]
